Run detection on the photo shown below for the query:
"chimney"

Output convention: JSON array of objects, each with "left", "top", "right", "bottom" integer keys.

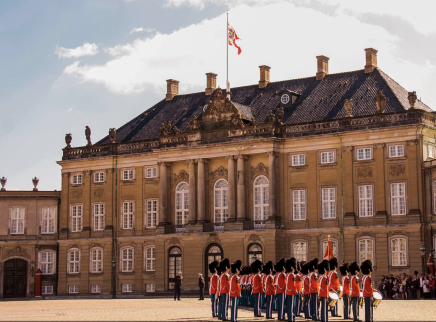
[
  {"left": 166, "top": 79, "right": 179, "bottom": 101},
  {"left": 205, "top": 73, "right": 217, "bottom": 95},
  {"left": 316, "top": 56, "right": 329, "bottom": 80},
  {"left": 364, "top": 48, "right": 378, "bottom": 73},
  {"left": 259, "top": 65, "right": 271, "bottom": 88}
]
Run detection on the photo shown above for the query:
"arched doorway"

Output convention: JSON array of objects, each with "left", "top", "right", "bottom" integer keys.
[
  {"left": 3, "top": 259, "right": 27, "bottom": 298},
  {"left": 168, "top": 247, "right": 182, "bottom": 290},
  {"left": 247, "top": 243, "right": 263, "bottom": 265},
  {"left": 204, "top": 244, "right": 223, "bottom": 288}
]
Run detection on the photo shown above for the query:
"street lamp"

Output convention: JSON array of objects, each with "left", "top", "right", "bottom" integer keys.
[{"left": 420, "top": 242, "right": 426, "bottom": 275}]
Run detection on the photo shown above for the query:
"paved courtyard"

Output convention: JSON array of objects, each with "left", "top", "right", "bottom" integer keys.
[{"left": 0, "top": 297, "right": 435, "bottom": 321}]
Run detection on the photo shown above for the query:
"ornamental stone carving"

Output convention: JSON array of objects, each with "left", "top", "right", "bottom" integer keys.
[
  {"left": 169, "top": 237, "right": 181, "bottom": 245},
  {"left": 206, "top": 233, "right": 221, "bottom": 244},
  {"left": 248, "top": 234, "right": 262, "bottom": 243},
  {"left": 408, "top": 91, "right": 417, "bottom": 109},
  {"left": 109, "top": 128, "right": 117, "bottom": 143},
  {"left": 173, "top": 170, "right": 189, "bottom": 186},
  {"left": 93, "top": 188, "right": 105, "bottom": 199},
  {"left": 275, "top": 108, "right": 284, "bottom": 123},
  {"left": 70, "top": 189, "right": 83, "bottom": 200},
  {"left": 189, "top": 115, "right": 201, "bottom": 132},
  {"left": 250, "top": 163, "right": 269, "bottom": 181},
  {"left": 159, "top": 121, "right": 172, "bottom": 136},
  {"left": 342, "top": 146, "right": 354, "bottom": 152},
  {"left": 344, "top": 99, "right": 353, "bottom": 117},
  {"left": 85, "top": 126, "right": 92, "bottom": 146},
  {"left": 65, "top": 133, "right": 72, "bottom": 148},
  {"left": 6, "top": 246, "right": 30, "bottom": 259},
  {"left": 374, "top": 90, "right": 386, "bottom": 114},
  {"left": 209, "top": 166, "right": 228, "bottom": 183},
  {"left": 374, "top": 143, "right": 385, "bottom": 149},
  {"left": 357, "top": 166, "right": 373, "bottom": 179},
  {"left": 389, "top": 164, "right": 406, "bottom": 177}
]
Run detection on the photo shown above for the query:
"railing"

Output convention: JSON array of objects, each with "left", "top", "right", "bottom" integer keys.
[
  {"left": 203, "top": 222, "right": 225, "bottom": 232},
  {"left": 164, "top": 225, "right": 185, "bottom": 234},
  {"left": 243, "top": 220, "right": 266, "bottom": 230}
]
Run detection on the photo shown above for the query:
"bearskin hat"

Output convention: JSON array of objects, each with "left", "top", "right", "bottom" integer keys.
[
  {"left": 251, "top": 259, "right": 263, "bottom": 274},
  {"left": 219, "top": 258, "right": 230, "bottom": 272},
  {"left": 263, "top": 261, "right": 273, "bottom": 274},
  {"left": 209, "top": 260, "right": 219, "bottom": 274},
  {"left": 321, "top": 259, "right": 330, "bottom": 272},
  {"left": 295, "top": 261, "right": 301, "bottom": 273},
  {"left": 246, "top": 265, "right": 252, "bottom": 274},
  {"left": 318, "top": 261, "right": 326, "bottom": 275},
  {"left": 349, "top": 261, "right": 360, "bottom": 275},
  {"left": 285, "top": 257, "right": 297, "bottom": 272},
  {"left": 231, "top": 260, "right": 242, "bottom": 274},
  {"left": 339, "top": 262, "right": 349, "bottom": 276},
  {"left": 276, "top": 258, "right": 286, "bottom": 272},
  {"left": 360, "top": 260, "right": 373, "bottom": 275},
  {"left": 301, "top": 262, "right": 310, "bottom": 275},
  {"left": 309, "top": 258, "right": 319, "bottom": 272},
  {"left": 329, "top": 257, "right": 339, "bottom": 270}
]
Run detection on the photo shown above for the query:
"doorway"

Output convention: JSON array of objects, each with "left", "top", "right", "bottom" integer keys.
[{"left": 3, "top": 259, "right": 27, "bottom": 298}]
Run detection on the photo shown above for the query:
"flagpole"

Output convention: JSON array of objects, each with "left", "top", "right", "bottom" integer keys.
[{"left": 226, "top": 13, "right": 229, "bottom": 95}]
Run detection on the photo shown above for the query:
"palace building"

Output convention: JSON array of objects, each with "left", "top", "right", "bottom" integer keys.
[{"left": 2, "top": 48, "right": 436, "bottom": 298}]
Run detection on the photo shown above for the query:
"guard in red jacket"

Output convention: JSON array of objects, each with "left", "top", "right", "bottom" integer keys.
[
  {"left": 309, "top": 258, "right": 319, "bottom": 320},
  {"left": 251, "top": 259, "right": 264, "bottom": 317},
  {"left": 230, "top": 260, "right": 242, "bottom": 322},
  {"left": 360, "top": 260, "right": 374, "bottom": 322},
  {"left": 301, "top": 262, "right": 311, "bottom": 319},
  {"left": 264, "top": 261, "right": 276, "bottom": 319},
  {"left": 339, "top": 262, "right": 351, "bottom": 319},
  {"left": 275, "top": 258, "right": 287, "bottom": 320},
  {"left": 350, "top": 262, "right": 361, "bottom": 322},
  {"left": 219, "top": 258, "right": 231, "bottom": 321},
  {"left": 328, "top": 257, "right": 341, "bottom": 317},
  {"left": 209, "top": 260, "right": 220, "bottom": 318},
  {"left": 296, "top": 263, "right": 303, "bottom": 317},
  {"left": 318, "top": 260, "right": 330, "bottom": 322},
  {"left": 285, "top": 258, "right": 297, "bottom": 322}
]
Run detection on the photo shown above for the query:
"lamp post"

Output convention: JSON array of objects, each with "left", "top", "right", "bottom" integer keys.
[{"left": 420, "top": 242, "right": 426, "bottom": 275}]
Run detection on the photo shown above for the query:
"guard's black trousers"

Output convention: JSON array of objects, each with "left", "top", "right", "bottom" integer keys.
[{"left": 174, "top": 286, "right": 181, "bottom": 300}]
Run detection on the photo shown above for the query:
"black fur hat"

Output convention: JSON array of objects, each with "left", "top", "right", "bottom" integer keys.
[
  {"left": 339, "top": 262, "right": 350, "bottom": 276},
  {"left": 231, "top": 260, "right": 242, "bottom": 274},
  {"left": 220, "top": 258, "right": 230, "bottom": 272},
  {"left": 251, "top": 259, "right": 263, "bottom": 274},
  {"left": 295, "top": 260, "right": 300, "bottom": 273},
  {"left": 360, "top": 260, "right": 373, "bottom": 275},
  {"left": 246, "top": 265, "right": 252, "bottom": 274},
  {"left": 318, "top": 261, "right": 326, "bottom": 275},
  {"left": 321, "top": 259, "right": 330, "bottom": 272},
  {"left": 263, "top": 261, "right": 273, "bottom": 274},
  {"left": 301, "top": 262, "right": 310, "bottom": 275},
  {"left": 276, "top": 258, "right": 286, "bottom": 272},
  {"left": 209, "top": 260, "right": 219, "bottom": 274},
  {"left": 216, "top": 265, "right": 222, "bottom": 275},
  {"left": 349, "top": 262, "right": 360, "bottom": 275},
  {"left": 285, "top": 257, "right": 297, "bottom": 272},
  {"left": 329, "top": 257, "right": 339, "bottom": 270},
  {"left": 309, "top": 258, "right": 319, "bottom": 272}
]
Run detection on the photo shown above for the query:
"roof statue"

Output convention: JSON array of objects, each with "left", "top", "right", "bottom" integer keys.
[{"left": 85, "top": 126, "right": 92, "bottom": 146}]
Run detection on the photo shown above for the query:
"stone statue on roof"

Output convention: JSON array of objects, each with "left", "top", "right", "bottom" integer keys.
[
  {"left": 408, "top": 91, "right": 417, "bottom": 109},
  {"left": 374, "top": 90, "right": 386, "bottom": 114},
  {"left": 85, "top": 126, "right": 92, "bottom": 146}
]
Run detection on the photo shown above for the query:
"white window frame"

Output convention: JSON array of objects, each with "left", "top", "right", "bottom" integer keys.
[
  {"left": 90, "top": 248, "right": 103, "bottom": 273},
  {"left": 42, "top": 286, "right": 53, "bottom": 295},
  {"left": 39, "top": 251, "right": 55, "bottom": 275},
  {"left": 122, "top": 169, "right": 135, "bottom": 181},
  {"left": 321, "top": 187, "right": 336, "bottom": 219},
  {"left": 389, "top": 145, "right": 405, "bottom": 158},
  {"left": 146, "top": 167, "right": 158, "bottom": 178},
  {"left": 93, "top": 172, "right": 105, "bottom": 183},
  {"left": 68, "top": 286, "right": 78, "bottom": 294},
  {"left": 390, "top": 182, "right": 407, "bottom": 216},
  {"left": 292, "top": 189, "right": 306, "bottom": 220},
  {"left": 175, "top": 182, "right": 189, "bottom": 225},
  {"left": 214, "top": 179, "right": 229, "bottom": 223},
  {"left": 122, "top": 284, "right": 133, "bottom": 293},
  {"left": 146, "top": 284, "right": 156, "bottom": 293},
  {"left": 121, "top": 247, "right": 134, "bottom": 272},
  {"left": 145, "top": 199, "right": 158, "bottom": 228},
  {"left": 429, "top": 145, "right": 434, "bottom": 159},
  {"left": 390, "top": 236, "right": 408, "bottom": 267},
  {"left": 68, "top": 249, "right": 81, "bottom": 274},
  {"left": 320, "top": 150, "right": 335, "bottom": 164},
  {"left": 358, "top": 185, "right": 374, "bottom": 217},
  {"left": 292, "top": 241, "right": 308, "bottom": 262},
  {"left": 93, "top": 203, "right": 105, "bottom": 231},
  {"left": 10, "top": 207, "right": 25, "bottom": 235},
  {"left": 122, "top": 201, "right": 134, "bottom": 229},
  {"left": 91, "top": 285, "right": 101, "bottom": 293},
  {"left": 71, "top": 174, "right": 83, "bottom": 185},
  {"left": 71, "top": 204, "right": 83, "bottom": 232},
  {"left": 321, "top": 239, "right": 338, "bottom": 258},
  {"left": 357, "top": 237, "right": 375, "bottom": 265},
  {"left": 145, "top": 246, "right": 155, "bottom": 272},
  {"left": 253, "top": 175, "right": 269, "bottom": 221},
  {"left": 41, "top": 207, "right": 56, "bottom": 234},
  {"left": 291, "top": 153, "right": 306, "bottom": 166},
  {"left": 356, "top": 147, "right": 372, "bottom": 160}
]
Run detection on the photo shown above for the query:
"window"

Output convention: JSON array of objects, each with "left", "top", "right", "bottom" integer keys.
[
  {"left": 42, "top": 286, "right": 53, "bottom": 294},
  {"left": 146, "top": 284, "right": 155, "bottom": 292},
  {"left": 358, "top": 185, "right": 373, "bottom": 217},
  {"left": 10, "top": 207, "right": 25, "bottom": 234},
  {"left": 281, "top": 93, "right": 290, "bottom": 104},
  {"left": 293, "top": 241, "right": 307, "bottom": 262},
  {"left": 93, "top": 203, "right": 105, "bottom": 231},
  {"left": 429, "top": 146, "right": 434, "bottom": 159},
  {"left": 322, "top": 240, "right": 338, "bottom": 258},
  {"left": 214, "top": 179, "right": 228, "bottom": 223},
  {"left": 123, "top": 201, "right": 134, "bottom": 229},
  {"left": 146, "top": 199, "right": 158, "bottom": 228},
  {"left": 41, "top": 207, "right": 56, "bottom": 234},
  {"left": 391, "top": 237, "right": 407, "bottom": 266},
  {"left": 121, "top": 247, "right": 134, "bottom": 272},
  {"left": 90, "top": 248, "right": 103, "bottom": 273},
  {"left": 248, "top": 243, "right": 263, "bottom": 265},
  {"left": 254, "top": 176, "right": 269, "bottom": 221},
  {"left": 68, "top": 249, "right": 80, "bottom": 274},
  {"left": 391, "top": 182, "right": 406, "bottom": 215},
  {"left": 292, "top": 190, "right": 306, "bottom": 220},
  {"left": 322, "top": 187, "right": 336, "bottom": 219},
  {"left": 68, "top": 286, "right": 78, "bottom": 294},
  {"left": 39, "top": 252, "right": 54, "bottom": 274},
  {"left": 321, "top": 151, "right": 335, "bottom": 164},
  {"left": 71, "top": 204, "right": 82, "bottom": 232},
  {"left": 389, "top": 145, "right": 404, "bottom": 158},
  {"left": 122, "top": 284, "right": 133, "bottom": 292},
  {"left": 206, "top": 245, "right": 223, "bottom": 282},
  {"left": 175, "top": 182, "right": 189, "bottom": 225},
  {"left": 358, "top": 238, "right": 374, "bottom": 264},
  {"left": 292, "top": 154, "right": 305, "bottom": 166},
  {"left": 357, "top": 148, "right": 372, "bottom": 160},
  {"left": 146, "top": 167, "right": 158, "bottom": 178},
  {"left": 122, "top": 169, "right": 134, "bottom": 180},
  {"left": 94, "top": 172, "right": 104, "bottom": 183},
  {"left": 91, "top": 285, "right": 101, "bottom": 293},
  {"left": 71, "top": 174, "right": 83, "bottom": 184},
  {"left": 145, "top": 247, "right": 155, "bottom": 271}
]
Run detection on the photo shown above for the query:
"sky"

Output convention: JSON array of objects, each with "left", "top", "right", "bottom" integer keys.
[{"left": 1, "top": 0, "right": 436, "bottom": 191}]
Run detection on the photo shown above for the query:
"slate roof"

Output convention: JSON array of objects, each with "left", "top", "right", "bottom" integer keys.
[{"left": 96, "top": 68, "right": 431, "bottom": 145}]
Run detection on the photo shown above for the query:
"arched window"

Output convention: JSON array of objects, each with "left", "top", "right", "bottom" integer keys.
[
  {"left": 358, "top": 238, "right": 374, "bottom": 265},
  {"left": 292, "top": 241, "right": 307, "bottom": 262},
  {"left": 145, "top": 246, "right": 155, "bottom": 272},
  {"left": 169, "top": 247, "right": 182, "bottom": 289},
  {"left": 175, "top": 182, "right": 189, "bottom": 225},
  {"left": 254, "top": 176, "right": 269, "bottom": 221},
  {"left": 121, "top": 247, "right": 134, "bottom": 272},
  {"left": 214, "top": 179, "right": 228, "bottom": 223},
  {"left": 90, "top": 248, "right": 103, "bottom": 273},
  {"left": 205, "top": 244, "right": 223, "bottom": 287},
  {"left": 68, "top": 249, "right": 80, "bottom": 274},
  {"left": 248, "top": 243, "right": 263, "bottom": 265}
]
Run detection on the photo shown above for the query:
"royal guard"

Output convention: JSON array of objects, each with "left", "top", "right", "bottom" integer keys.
[
  {"left": 349, "top": 262, "right": 361, "bottom": 322},
  {"left": 328, "top": 257, "right": 341, "bottom": 317},
  {"left": 261, "top": 266, "right": 268, "bottom": 310},
  {"left": 318, "top": 260, "right": 330, "bottom": 322},
  {"left": 360, "top": 260, "right": 374, "bottom": 322},
  {"left": 209, "top": 260, "right": 220, "bottom": 318},
  {"left": 309, "top": 258, "right": 319, "bottom": 321},
  {"left": 240, "top": 266, "right": 246, "bottom": 306},
  {"left": 296, "top": 261, "right": 304, "bottom": 317},
  {"left": 230, "top": 260, "right": 242, "bottom": 322},
  {"left": 217, "top": 264, "right": 223, "bottom": 320},
  {"left": 264, "top": 261, "right": 276, "bottom": 319},
  {"left": 285, "top": 258, "right": 297, "bottom": 322},
  {"left": 251, "top": 259, "right": 264, "bottom": 317},
  {"left": 301, "top": 262, "right": 311, "bottom": 319},
  {"left": 275, "top": 258, "right": 287, "bottom": 320},
  {"left": 339, "top": 262, "right": 351, "bottom": 319},
  {"left": 219, "top": 258, "right": 231, "bottom": 321},
  {"left": 248, "top": 265, "right": 255, "bottom": 308}
]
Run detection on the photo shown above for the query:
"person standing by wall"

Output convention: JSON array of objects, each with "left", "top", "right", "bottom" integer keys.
[
  {"left": 174, "top": 272, "right": 183, "bottom": 301},
  {"left": 198, "top": 273, "right": 205, "bottom": 300}
]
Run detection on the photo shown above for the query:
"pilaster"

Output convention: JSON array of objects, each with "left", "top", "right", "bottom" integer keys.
[{"left": 227, "top": 156, "right": 236, "bottom": 221}]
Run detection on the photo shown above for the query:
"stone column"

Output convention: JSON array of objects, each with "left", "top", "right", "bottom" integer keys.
[
  {"left": 227, "top": 156, "right": 236, "bottom": 221},
  {"left": 237, "top": 155, "right": 247, "bottom": 221},
  {"left": 197, "top": 159, "right": 207, "bottom": 223},
  {"left": 188, "top": 159, "right": 196, "bottom": 224},
  {"left": 267, "top": 152, "right": 278, "bottom": 218},
  {"left": 158, "top": 162, "right": 169, "bottom": 225}
]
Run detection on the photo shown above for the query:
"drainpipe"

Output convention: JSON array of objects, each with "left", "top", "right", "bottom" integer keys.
[
  {"left": 112, "top": 157, "right": 118, "bottom": 299},
  {"left": 340, "top": 138, "right": 345, "bottom": 263},
  {"left": 55, "top": 191, "right": 60, "bottom": 296}
]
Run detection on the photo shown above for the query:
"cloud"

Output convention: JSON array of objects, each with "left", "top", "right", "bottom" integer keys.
[
  {"left": 55, "top": 42, "right": 99, "bottom": 59},
  {"left": 130, "top": 27, "right": 155, "bottom": 35}
]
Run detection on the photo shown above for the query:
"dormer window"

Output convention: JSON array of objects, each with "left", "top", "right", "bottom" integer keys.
[
  {"left": 281, "top": 94, "right": 290, "bottom": 105},
  {"left": 279, "top": 90, "right": 300, "bottom": 107}
]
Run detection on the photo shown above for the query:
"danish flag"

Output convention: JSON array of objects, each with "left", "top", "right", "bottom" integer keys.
[
  {"left": 324, "top": 239, "right": 334, "bottom": 260},
  {"left": 228, "top": 24, "right": 242, "bottom": 55}
]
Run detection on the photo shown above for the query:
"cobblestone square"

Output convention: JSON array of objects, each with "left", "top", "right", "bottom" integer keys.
[{"left": 0, "top": 298, "right": 435, "bottom": 321}]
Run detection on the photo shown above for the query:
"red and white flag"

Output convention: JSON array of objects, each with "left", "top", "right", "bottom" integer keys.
[
  {"left": 228, "top": 24, "right": 241, "bottom": 55},
  {"left": 324, "top": 240, "right": 334, "bottom": 260}
]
